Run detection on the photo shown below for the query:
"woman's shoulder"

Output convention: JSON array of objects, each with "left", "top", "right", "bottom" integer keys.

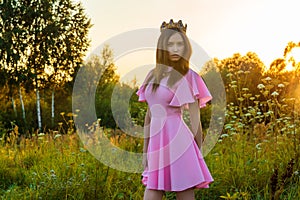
[{"left": 186, "top": 68, "right": 201, "bottom": 79}]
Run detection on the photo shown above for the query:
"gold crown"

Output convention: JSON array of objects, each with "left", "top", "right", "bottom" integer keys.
[{"left": 160, "top": 19, "right": 187, "bottom": 33}]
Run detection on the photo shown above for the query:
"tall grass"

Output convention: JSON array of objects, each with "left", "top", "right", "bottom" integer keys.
[{"left": 0, "top": 122, "right": 299, "bottom": 199}]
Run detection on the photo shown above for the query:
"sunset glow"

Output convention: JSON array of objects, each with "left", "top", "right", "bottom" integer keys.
[
  {"left": 285, "top": 47, "right": 300, "bottom": 71},
  {"left": 75, "top": 0, "right": 300, "bottom": 78},
  {"left": 288, "top": 47, "right": 300, "bottom": 63},
  {"left": 285, "top": 63, "right": 294, "bottom": 71}
]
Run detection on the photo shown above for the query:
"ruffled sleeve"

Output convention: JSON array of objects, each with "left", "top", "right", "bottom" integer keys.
[
  {"left": 169, "top": 69, "right": 212, "bottom": 108},
  {"left": 136, "top": 70, "right": 153, "bottom": 102}
]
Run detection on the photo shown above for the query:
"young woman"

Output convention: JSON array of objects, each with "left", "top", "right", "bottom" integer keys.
[{"left": 136, "top": 19, "right": 213, "bottom": 200}]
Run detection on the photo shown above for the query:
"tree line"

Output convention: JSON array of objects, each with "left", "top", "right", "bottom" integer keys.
[
  {"left": 1, "top": 0, "right": 300, "bottom": 138},
  {"left": 0, "top": 0, "right": 91, "bottom": 133}
]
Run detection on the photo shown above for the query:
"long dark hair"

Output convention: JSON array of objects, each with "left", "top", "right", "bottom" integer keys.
[{"left": 147, "top": 27, "right": 192, "bottom": 92}]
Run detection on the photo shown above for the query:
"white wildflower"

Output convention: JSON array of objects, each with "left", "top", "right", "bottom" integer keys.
[
  {"left": 265, "top": 77, "right": 272, "bottom": 81},
  {"left": 255, "top": 143, "right": 262, "bottom": 150},
  {"left": 257, "top": 84, "right": 265, "bottom": 89},
  {"left": 54, "top": 134, "right": 62, "bottom": 139},
  {"left": 278, "top": 83, "right": 285, "bottom": 88},
  {"left": 245, "top": 113, "right": 251, "bottom": 117},
  {"left": 271, "top": 91, "right": 279, "bottom": 96}
]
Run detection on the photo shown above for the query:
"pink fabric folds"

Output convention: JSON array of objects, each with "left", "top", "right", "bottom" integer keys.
[
  {"left": 136, "top": 68, "right": 214, "bottom": 191},
  {"left": 169, "top": 69, "right": 212, "bottom": 108}
]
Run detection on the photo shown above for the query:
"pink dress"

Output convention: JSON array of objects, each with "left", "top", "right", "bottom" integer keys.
[{"left": 136, "top": 67, "right": 213, "bottom": 191}]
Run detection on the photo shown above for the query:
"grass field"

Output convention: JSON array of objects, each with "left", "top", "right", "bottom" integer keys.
[{"left": 0, "top": 122, "right": 299, "bottom": 200}]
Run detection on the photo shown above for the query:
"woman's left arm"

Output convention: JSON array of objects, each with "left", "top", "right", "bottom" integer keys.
[{"left": 188, "top": 100, "right": 203, "bottom": 149}]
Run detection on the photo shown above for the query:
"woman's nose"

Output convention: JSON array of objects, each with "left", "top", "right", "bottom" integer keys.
[{"left": 172, "top": 44, "right": 178, "bottom": 52}]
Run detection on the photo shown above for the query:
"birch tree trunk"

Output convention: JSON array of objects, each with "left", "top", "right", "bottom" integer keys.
[
  {"left": 51, "top": 89, "right": 55, "bottom": 127},
  {"left": 11, "top": 97, "right": 17, "bottom": 117},
  {"left": 36, "top": 88, "right": 42, "bottom": 131},
  {"left": 19, "top": 86, "right": 26, "bottom": 122}
]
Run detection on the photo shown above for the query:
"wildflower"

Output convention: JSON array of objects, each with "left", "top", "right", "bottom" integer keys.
[
  {"left": 243, "top": 94, "right": 252, "bottom": 98},
  {"left": 255, "top": 143, "right": 262, "bottom": 150},
  {"left": 38, "top": 133, "right": 45, "bottom": 137},
  {"left": 224, "top": 124, "right": 232, "bottom": 129},
  {"left": 265, "top": 77, "right": 272, "bottom": 81},
  {"left": 54, "top": 134, "right": 62, "bottom": 139},
  {"left": 257, "top": 84, "right": 265, "bottom": 89},
  {"left": 281, "top": 127, "right": 287, "bottom": 132},
  {"left": 263, "top": 91, "right": 269, "bottom": 96},
  {"left": 288, "top": 124, "right": 295, "bottom": 129},
  {"left": 278, "top": 83, "right": 285, "bottom": 88},
  {"left": 271, "top": 91, "right": 279, "bottom": 96},
  {"left": 266, "top": 111, "right": 274, "bottom": 115}
]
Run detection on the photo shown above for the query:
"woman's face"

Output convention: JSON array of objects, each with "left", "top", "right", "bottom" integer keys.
[{"left": 167, "top": 32, "right": 185, "bottom": 62}]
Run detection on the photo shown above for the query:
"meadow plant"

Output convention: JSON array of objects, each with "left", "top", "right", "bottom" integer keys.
[{"left": 218, "top": 68, "right": 300, "bottom": 199}]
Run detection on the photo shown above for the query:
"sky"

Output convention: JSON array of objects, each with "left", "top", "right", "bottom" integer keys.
[{"left": 74, "top": 0, "right": 300, "bottom": 84}]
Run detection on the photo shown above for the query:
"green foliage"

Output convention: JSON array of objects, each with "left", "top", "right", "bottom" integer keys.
[
  {"left": 209, "top": 51, "right": 300, "bottom": 200},
  {"left": 0, "top": 123, "right": 299, "bottom": 199},
  {"left": 0, "top": 0, "right": 91, "bottom": 131}
]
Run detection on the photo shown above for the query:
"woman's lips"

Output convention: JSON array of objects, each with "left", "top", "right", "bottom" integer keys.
[{"left": 171, "top": 54, "right": 180, "bottom": 58}]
